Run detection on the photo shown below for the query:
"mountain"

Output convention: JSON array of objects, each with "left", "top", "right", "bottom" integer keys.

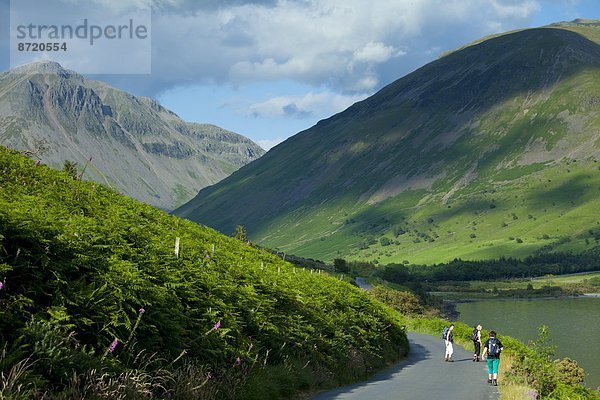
[
  {"left": 175, "top": 21, "right": 600, "bottom": 264},
  {"left": 0, "top": 61, "right": 265, "bottom": 210}
]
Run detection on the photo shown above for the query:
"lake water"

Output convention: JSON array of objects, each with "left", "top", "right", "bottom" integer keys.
[{"left": 455, "top": 296, "right": 600, "bottom": 388}]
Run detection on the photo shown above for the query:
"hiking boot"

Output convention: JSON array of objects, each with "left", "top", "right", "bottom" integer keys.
[
  {"left": 448, "top": 358, "right": 454, "bottom": 362},
  {"left": 487, "top": 379, "right": 492, "bottom": 384},
  {"left": 492, "top": 379, "right": 498, "bottom": 386}
]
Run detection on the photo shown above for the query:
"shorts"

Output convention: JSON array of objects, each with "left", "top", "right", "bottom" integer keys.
[{"left": 487, "top": 357, "right": 500, "bottom": 374}]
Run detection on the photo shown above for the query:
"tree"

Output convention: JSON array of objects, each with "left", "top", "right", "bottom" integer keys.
[
  {"left": 333, "top": 258, "right": 349, "bottom": 273},
  {"left": 381, "top": 264, "right": 409, "bottom": 284},
  {"left": 379, "top": 237, "right": 391, "bottom": 246},
  {"left": 232, "top": 225, "right": 248, "bottom": 242}
]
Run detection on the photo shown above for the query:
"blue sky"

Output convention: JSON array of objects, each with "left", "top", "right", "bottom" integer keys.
[{"left": 1, "top": 0, "right": 599, "bottom": 149}]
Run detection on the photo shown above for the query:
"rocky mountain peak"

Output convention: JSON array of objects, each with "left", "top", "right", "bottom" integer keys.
[
  {"left": 0, "top": 61, "right": 265, "bottom": 210},
  {"left": 9, "top": 61, "right": 79, "bottom": 80}
]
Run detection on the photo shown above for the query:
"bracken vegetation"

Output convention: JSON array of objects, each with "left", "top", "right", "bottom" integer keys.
[{"left": 0, "top": 146, "right": 408, "bottom": 399}]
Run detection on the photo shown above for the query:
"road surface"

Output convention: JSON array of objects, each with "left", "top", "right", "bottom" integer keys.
[
  {"left": 354, "top": 277, "right": 372, "bottom": 290},
  {"left": 312, "top": 332, "right": 500, "bottom": 400}
]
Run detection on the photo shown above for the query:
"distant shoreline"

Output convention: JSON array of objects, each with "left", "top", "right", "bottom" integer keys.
[{"left": 443, "top": 293, "right": 600, "bottom": 303}]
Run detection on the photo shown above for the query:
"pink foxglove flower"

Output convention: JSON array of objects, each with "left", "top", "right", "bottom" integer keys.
[
  {"left": 206, "top": 320, "right": 221, "bottom": 335},
  {"left": 0, "top": 281, "right": 4, "bottom": 291},
  {"left": 108, "top": 338, "right": 119, "bottom": 353},
  {"left": 139, "top": 307, "right": 145, "bottom": 314},
  {"left": 235, "top": 357, "right": 241, "bottom": 366}
]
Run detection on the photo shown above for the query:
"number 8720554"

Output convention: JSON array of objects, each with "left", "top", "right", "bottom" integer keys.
[{"left": 17, "top": 42, "right": 67, "bottom": 52}]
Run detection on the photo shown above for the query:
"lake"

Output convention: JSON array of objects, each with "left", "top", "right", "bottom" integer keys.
[{"left": 455, "top": 296, "right": 600, "bottom": 388}]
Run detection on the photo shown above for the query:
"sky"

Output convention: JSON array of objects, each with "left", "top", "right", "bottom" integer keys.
[{"left": 1, "top": 0, "right": 599, "bottom": 150}]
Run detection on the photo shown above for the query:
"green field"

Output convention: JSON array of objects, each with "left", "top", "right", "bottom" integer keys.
[
  {"left": 428, "top": 271, "right": 600, "bottom": 300},
  {"left": 469, "top": 271, "right": 600, "bottom": 290}
]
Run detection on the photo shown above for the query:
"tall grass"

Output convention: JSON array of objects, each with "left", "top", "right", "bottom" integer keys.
[{"left": 0, "top": 347, "right": 250, "bottom": 400}]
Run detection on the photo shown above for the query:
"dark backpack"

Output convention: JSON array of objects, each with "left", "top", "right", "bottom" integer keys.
[
  {"left": 471, "top": 328, "right": 478, "bottom": 341},
  {"left": 488, "top": 337, "right": 500, "bottom": 357},
  {"left": 442, "top": 326, "right": 449, "bottom": 340}
]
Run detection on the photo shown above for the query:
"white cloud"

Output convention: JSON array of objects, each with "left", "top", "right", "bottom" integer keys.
[
  {"left": 491, "top": 0, "right": 540, "bottom": 18},
  {"left": 60, "top": 0, "right": 543, "bottom": 96},
  {"left": 60, "top": 0, "right": 152, "bottom": 13},
  {"left": 353, "top": 41, "right": 405, "bottom": 63},
  {"left": 256, "top": 137, "right": 285, "bottom": 150},
  {"left": 150, "top": 0, "right": 540, "bottom": 92},
  {"left": 241, "top": 91, "right": 367, "bottom": 119}
]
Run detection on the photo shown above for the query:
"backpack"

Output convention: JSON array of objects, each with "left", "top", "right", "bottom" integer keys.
[
  {"left": 442, "top": 326, "right": 449, "bottom": 340},
  {"left": 471, "top": 328, "right": 478, "bottom": 341},
  {"left": 488, "top": 337, "right": 500, "bottom": 357}
]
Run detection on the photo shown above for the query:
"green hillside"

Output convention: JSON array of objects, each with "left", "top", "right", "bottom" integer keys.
[
  {"left": 0, "top": 146, "right": 407, "bottom": 399},
  {"left": 175, "top": 21, "right": 600, "bottom": 264}
]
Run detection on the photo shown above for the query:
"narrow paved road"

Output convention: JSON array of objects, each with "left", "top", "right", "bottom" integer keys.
[
  {"left": 354, "top": 277, "right": 372, "bottom": 290},
  {"left": 313, "top": 332, "right": 500, "bottom": 400}
]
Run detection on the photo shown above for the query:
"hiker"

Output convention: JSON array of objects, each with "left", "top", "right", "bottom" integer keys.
[
  {"left": 481, "top": 330, "right": 504, "bottom": 386},
  {"left": 443, "top": 324, "right": 455, "bottom": 362},
  {"left": 472, "top": 324, "right": 482, "bottom": 362}
]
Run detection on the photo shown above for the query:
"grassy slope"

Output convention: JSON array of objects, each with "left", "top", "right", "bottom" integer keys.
[
  {"left": 176, "top": 23, "right": 600, "bottom": 265},
  {"left": 0, "top": 146, "right": 407, "bottom": 399},
  {"left": 273, "top": 159, "right": 600, "bottom": 264}
]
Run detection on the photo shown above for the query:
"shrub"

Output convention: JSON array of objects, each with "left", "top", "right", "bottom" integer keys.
[
  {"left": 369, "top": 286, "right": 424, "bottom": 316},
  {"left": 379, "top": 237, "right": 391, "bottom": 247},
  {"left": 554, "top": 358, "right": 585, "bottom": 386}
]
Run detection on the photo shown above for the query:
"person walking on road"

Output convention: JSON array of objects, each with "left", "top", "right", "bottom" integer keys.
[
  {"left": 472, "top": 324, "right": 482, "bottom": 362},
  {"left": 482, "top": 330, "right": 504, "bottom": 386},
  {"left": 444, "top": 324, "right": 455, "bottom": 362}
]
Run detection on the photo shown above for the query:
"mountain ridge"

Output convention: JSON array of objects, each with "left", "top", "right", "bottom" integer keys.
[
  {"left": 0, "top": 61, "right": 265, "bottom": 210},
  {"left": 175, "top": 21, "right": 600, "bottom": 264}
]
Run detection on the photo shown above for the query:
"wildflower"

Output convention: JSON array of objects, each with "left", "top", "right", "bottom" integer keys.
[
  {"left": 108, "top": 338, "right": 119, "bottom": 353},
  {"left": 124, "top": 307, "right": 146, "bottom": 348},
  {"left": 0, "top": 280, "right": 4, "bottom": 291},
  {"left": 206, "top": 320, "right": 221, "bottom": 334},
  {"left": 235, "top": 357, "right": 241, "bottom": 366},
  {"left": 527, "top": 389, "right": 538, "bottom": 399}
]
